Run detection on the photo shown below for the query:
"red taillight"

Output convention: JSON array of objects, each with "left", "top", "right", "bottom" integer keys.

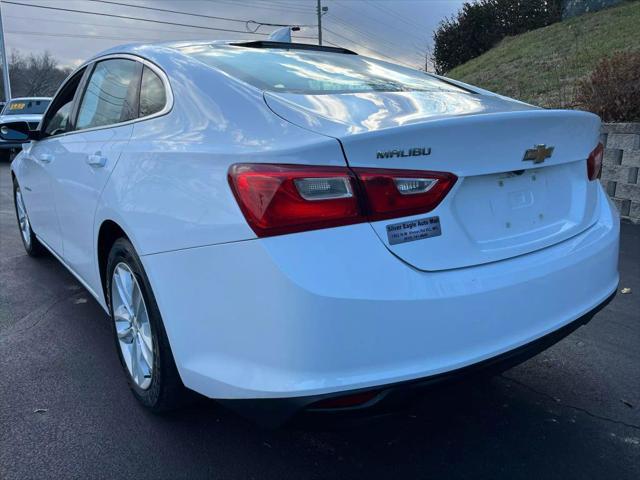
[
  {"left": 228, "top": 164, "right": 361, "bottom": 237},
  {"left": 228, "top": 164, "right": 457, "bottom": 237},
  {"left": 354, "top": 168, "right": 457, "bottom": 222},
  {"left": 587, "top": 142, "right": 604, "bottom": 181}
]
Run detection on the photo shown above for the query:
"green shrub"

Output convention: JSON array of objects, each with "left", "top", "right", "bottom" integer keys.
[
  {"left": 433, "top": 0, "right": 562, "bottom": 74},
  {"left": 575, "top": 51, "right": 640, "bottom": 122}
]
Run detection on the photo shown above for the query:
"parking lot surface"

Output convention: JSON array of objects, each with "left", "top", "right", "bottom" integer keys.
[{"left": 1, "top": 161, "right": 639, "bottom": 479}]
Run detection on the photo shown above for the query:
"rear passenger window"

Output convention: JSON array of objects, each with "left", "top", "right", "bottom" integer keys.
[
  {"left": 76, "top": 59, "right": 140, "bottom": 130},
  {"left": 139, "top": 66, "right": 166, "bottom": 117}
]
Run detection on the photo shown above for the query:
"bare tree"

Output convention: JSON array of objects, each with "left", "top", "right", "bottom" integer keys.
[{"left": 0, "top": 50, "right": 71, "bottom": 99}]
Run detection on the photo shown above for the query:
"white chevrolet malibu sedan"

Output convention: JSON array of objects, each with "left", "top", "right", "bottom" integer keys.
[{"left": 3, "top": 40, "right": 619, "bottom": 424}]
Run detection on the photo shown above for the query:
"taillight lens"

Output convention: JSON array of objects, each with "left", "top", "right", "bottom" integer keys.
[
  {"left": 228, "top": 164, "right": 457, "bottom": 237},
  {"left": 228, "top": 164, "right": 361, "bottom": 237},
  {"left": 354, "top": 168, "right": 457, "bottom": 221},
  {"left": 587, "top": 142, "right": 604, "bottom": 180}
]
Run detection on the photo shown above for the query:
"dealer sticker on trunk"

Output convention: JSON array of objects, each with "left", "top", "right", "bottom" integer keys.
[{"left": 386, "top": 216, "right": 442, "bottom": 245}]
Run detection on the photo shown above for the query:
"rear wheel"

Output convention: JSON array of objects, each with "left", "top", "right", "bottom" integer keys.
[
  {"left": 13, "top": 179, "right": 45, "bottom": 256},
  {"left": 106, "top": 238, "right": 186, "bottom": 411}
]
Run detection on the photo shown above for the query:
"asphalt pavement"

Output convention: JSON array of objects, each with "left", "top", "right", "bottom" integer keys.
[{"left": 1, "top": 160, "right": 639, "bottom": 479}]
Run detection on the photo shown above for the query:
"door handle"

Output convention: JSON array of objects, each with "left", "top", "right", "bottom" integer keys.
[
  {"left": 86, "top": 152, "right": 107, "bottom": 168},
  {"left": 38, "top": 153, "right": 53, "bottom": 164}
]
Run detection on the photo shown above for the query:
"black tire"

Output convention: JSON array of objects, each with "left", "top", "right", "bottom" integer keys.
[
  {"left": 106, "top": 238, "right": 187, "bottom": 412},
  {"left": 12, "top": 178, "right": 46, "bottom": 257}
]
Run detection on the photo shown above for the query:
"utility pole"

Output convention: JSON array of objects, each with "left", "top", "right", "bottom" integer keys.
[
  {"left": 316, "top": 0, "right": 328, "bottom": 46},
  {"left": 317, "top": 0, "right": 323, "bottom": 45},
  {"left": 0, "top": 2, "right": 11, "bottom": 101}
]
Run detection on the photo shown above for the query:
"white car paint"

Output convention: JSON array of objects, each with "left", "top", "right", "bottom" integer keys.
[{"left": 9, "top": 41, "right": 619, "bottom": 401}]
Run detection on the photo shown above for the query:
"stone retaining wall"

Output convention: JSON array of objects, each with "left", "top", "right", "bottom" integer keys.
[{"left": 601, "top": 123, "right": 640, "bottom": 223}]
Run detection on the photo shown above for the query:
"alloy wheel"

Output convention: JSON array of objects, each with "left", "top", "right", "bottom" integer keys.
[
  {"left": 15, "top": 186, "right": 31, "bottom": 249},
  {"left": 111, "top": 262, "right": 155, "bottom": 390}
]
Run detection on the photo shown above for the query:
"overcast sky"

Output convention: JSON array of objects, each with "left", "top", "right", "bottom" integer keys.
[{"left": 1, "top": 0, "right": 465, "bottom": 70}]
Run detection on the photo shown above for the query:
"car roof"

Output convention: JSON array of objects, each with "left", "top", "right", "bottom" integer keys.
[{"left": 90, "top": 40, "right": 353, "bottom": 62}]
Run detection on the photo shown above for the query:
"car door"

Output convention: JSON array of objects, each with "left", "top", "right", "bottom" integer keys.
[
  {"left": 16, "top": 141, "right": 63, "bottom": 254},
  {"left": 21, "top": 70, "right": 89, "bottom": 256},
  {"left": 47, "top": 57, "right": 142, "bottom": 289}
]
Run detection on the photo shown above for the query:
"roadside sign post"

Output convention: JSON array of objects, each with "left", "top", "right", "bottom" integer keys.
[{"left": 0, "top": 3, "right": 11, "bottom": 102}]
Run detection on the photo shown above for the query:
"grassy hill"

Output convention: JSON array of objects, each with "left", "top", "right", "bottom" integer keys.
[{"left": 447, "top": 1, "right": 640, "bottom": 108}]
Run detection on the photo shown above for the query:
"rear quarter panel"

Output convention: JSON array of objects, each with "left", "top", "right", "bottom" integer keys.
[{"left": 96, "top": 53, "right": 346, "bottom": 256}]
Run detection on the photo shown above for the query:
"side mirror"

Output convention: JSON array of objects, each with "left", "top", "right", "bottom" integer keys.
[{"left": 0, "top": 121, "right": 41, "bottom": 143}]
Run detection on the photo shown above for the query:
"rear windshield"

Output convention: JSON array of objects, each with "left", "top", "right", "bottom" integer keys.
[
  {"left": 179, "top": 44, "right": 469, "bottom": 95},
  {"left": 3, "top": 99, "right": 50, "bottom": 115}
]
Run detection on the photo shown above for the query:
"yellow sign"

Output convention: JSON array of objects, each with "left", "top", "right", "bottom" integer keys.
[{"left": 9, "top": 103, "right": 26, "bottom": 111}]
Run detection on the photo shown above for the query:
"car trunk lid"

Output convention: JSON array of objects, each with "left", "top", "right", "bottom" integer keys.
[{"left": 264, "top": 91, "right": 602, "bottom": 271}]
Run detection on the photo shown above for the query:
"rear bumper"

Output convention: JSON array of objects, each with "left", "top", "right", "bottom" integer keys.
[
  {"left": 220, "top": 290, "right": 616, "bottom": 426},
  {"left": 141, "top": 186, "right": 619, "bottom": 404}
]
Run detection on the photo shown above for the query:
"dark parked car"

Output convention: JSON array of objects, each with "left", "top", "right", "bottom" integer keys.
[{"left": 0, "top": 97, "right": 51, "bottom": 161}]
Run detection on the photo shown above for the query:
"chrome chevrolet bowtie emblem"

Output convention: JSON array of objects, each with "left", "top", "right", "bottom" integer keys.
[{"left": 523, "top": 144, "right": 554, "bottom": 164}]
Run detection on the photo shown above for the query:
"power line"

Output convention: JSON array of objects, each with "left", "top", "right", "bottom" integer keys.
[
  {"left": 85, "top": 0, "right": 248, "bottom": 24},
  {"left": 210, "top": 0, "right": 316, "bottom": 15},
  {"left": 328, "top": 1, "right": 392, "bottom": 28},
  {"left": 251, "top": 0, "right": 316, "bottom": 11},
  {"left": 368, "top": 2, "right": 428, "bottom": 31},
  {"left": 4, "top": 28, "right": 316, "bottom": 47},
  {"left": 85, "top": 0, "right": 315, "bottom": 28},
  {"left": 323, "top": 2, "right": 426, "bottom": 68},
  {"left": 247, "top": 0, "right": 316, "bottom": 13},
  {"left": 4, "top": 14, "right": 236, "bottom": 38},
  {"left": 323, "top": 26, "right": 417, "bottom": 69},
  {"left": 2, "top": 1, "right": 268, "bottom": 35},
  {"left": 325, "top": 28, "right": 416, "bottom": 69},
  {"left": 5, "top": 0, "right": 418, "bottom": 68},
  {"left": 323, "top": 39, "right": 342, "bottom": 48},
  {"left": 5, "top": 17, "right": 314, "bottom": 44},
  {"left": 325, "top": 13, "right": 423, "bottom": 59},
  {"left": 2, "top": 1, "right": 317, "bottom": 40},
  {"left": 4, "top": 29, "right": 167, "bottom": 43},
  {"left": 329, "top": 0, "right": 428, "bottom": 45}
]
